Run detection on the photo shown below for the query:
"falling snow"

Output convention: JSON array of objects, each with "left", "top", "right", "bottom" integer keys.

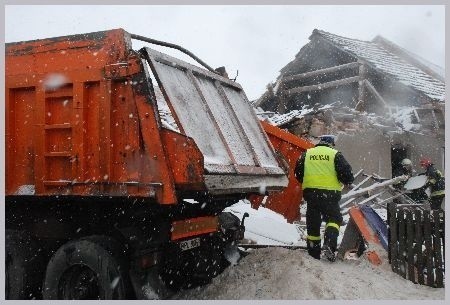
[{"left": 43, "top": 73, "right": 68, "bottom": 90}]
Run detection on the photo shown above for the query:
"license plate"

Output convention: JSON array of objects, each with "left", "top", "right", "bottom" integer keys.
[{"left": 179, "top": 237, "right": 200, "bottom": 251}]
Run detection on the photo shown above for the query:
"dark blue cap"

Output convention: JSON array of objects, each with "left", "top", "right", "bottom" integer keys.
[{"left": 319, "top": 135, "right": 336, "bottom": 146}]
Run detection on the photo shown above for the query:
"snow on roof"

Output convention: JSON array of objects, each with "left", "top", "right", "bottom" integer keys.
[
  {"left": 267, "top": 109, "right": 308, "bottom": 126},
  {"left": 263, "top": 104, "right": 432, "bottom": 136},
  {"left": 263, "top": 104, "right": 333, "bottom": 126},
  {"left": 373, "top": 35, "right": 445, "bottom": 81},
  {"left": 313, "top": 29, "right": 445, "bottom": 102}
]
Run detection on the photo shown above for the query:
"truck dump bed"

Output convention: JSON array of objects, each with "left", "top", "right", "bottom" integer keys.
[
  {"left": 5, "top": 29, "right": 288, "bottom": 204},
  {"left": 143, "top": 47, "right": 287, "bottom": 194}
]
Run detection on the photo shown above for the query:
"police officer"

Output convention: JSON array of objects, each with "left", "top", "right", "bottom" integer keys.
[
  {"left": 420, "top": 157, "right": 445, "bottom": 211},
  {"left": 295, "top": 135, "right": 354, "bottom": 262}
]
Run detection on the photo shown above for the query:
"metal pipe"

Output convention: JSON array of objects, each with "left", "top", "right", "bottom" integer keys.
[
  {"left": 238, "top": 244, "right": 308, "bottom": 250},
  {"left": 341, "top": 175, "right": 408, "bottom": 201},
  {"left": 130, "top": 33, "right": 219, "bottom": 74}
]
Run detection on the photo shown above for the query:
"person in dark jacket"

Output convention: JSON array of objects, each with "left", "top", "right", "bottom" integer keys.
[
  {"left": 420, "top": 157, "right": 445, "bottom": 211},
  {"left": 295, "top": 135, "right": 354, "bottom": 262}
]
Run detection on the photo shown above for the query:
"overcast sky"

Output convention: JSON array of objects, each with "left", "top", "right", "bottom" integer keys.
[{"left": 5, "top": 5, "right": 445, "bottom": 100}]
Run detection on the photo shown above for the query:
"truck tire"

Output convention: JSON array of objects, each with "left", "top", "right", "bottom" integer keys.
[
  {"left": 42, "top": 235, "right": 131, "bottom": 300},
  {"left": 5, "top": 230, "right": 44, "bottom": 299}
]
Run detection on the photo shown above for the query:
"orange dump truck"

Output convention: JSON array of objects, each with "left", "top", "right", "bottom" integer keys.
[{"left": 5, "top": 29, "right": 289, "bottom": 299}]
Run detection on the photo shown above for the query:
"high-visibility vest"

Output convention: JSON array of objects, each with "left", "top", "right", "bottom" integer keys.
[{"left": 302, "top": 146, "right": 341, "bottom": 191}]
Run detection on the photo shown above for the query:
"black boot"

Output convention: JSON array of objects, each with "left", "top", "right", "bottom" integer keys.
[
  {"left": 307, "top": 240, "right": 321, "bottom": 260},
  {"left": 322, "top": 244, "right": 336, "bottom": 262},
  {"left": 323, "top": 229, "right": 338, "bottom": 262}
]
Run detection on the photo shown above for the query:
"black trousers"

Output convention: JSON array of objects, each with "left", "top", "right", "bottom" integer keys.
[
  {"left": 430, "top": 195, "right": 444, "bottom": 210},
  {"left": 303, "top": 188, "right": 343, "bottom": 259}
]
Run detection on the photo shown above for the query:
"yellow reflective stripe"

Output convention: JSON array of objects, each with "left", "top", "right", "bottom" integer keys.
[
  {"left": 326, "top": 222, "right": 340, "bottom": 230},
  {"left": 429, "top": 179, "right": 436, "bottom": 184},
  {"left": 431, "top": 190, "right": 445, "bottom": 196},
  {"left": 307, "top": 235, "right": 321, "bottom": 241}
]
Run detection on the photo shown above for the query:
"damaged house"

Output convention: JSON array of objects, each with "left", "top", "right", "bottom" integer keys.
[{"left": 255, "top": 29, "right": 445, "bottom": 179}]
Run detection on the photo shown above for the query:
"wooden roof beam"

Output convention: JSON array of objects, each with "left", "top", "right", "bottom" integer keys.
[
  {"left": 285, "top": 76, "right": 360, "bottom": 95},
  {"left": 282, "top": 62, "right": 361, "bottom": 83},
  {"left": 364, "top": 79, "right": 388, "bottom": 107}
]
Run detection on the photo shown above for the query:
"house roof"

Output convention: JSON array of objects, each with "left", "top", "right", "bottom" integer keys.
[{"left": 311, "top": 29, "right": 445, "bottom": 102}]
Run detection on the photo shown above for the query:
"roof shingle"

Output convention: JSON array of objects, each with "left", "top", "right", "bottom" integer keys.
[{"left": 313, "top": 29, "right": 445, "bottom": 101}]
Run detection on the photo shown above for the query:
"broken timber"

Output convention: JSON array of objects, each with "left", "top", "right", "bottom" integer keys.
[
  {"left": 341, "top": 175, "right": 408, "bottom": 201},
  {"left": 338, "top": 206, "right": 386, "bottom": 266},
  {"left": 358, "top": 61, "right": 367, "bottom": 106},
  {"left": 364, "top": 79, "right": 388, "bottom": 107},
  {"left": 282, "top": 62, "right": 361, "bottom": 83}
]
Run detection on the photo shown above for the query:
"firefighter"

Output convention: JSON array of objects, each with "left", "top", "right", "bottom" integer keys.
[
  {"left": 393, "top": 158, "right": 413, "bottom": 190},
  {"left": 400, "top": 158, "right": 413, "bottom": 177},
  {"left": 420, "top": 157, "right": 445, "bottom": 211},
  {"left": 294, "top": 135, "right": 354, "bottom": 262}
]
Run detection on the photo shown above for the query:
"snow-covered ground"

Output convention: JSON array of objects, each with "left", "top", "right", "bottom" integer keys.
[
  {"left": 172, "top": 201, "right": 445, "bottom": 300},
  {"left": 224, "top": 200, "right": 305, "bottom": 246},
  {"left": 173, "top": 247, "right": 444, "bottom": 300}
]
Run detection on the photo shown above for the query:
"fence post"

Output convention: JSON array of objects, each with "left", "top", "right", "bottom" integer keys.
[
  {"left": 388, "top": 203, "right": 398, "bottom": 273},
  {"left": 423, "top": 210, "right": 434, "bottom": 286},
  {"left": 433, "top": 210, "right": 444, "bottom": 288},
  {"left": 415, "top": 209, "right": 424, "bottom": 285},
  {"left": 406, "top": 210, "right": 415, "bottom": 282},
  {"left": 398, "top": 209, "right": 406, "bottom": 278}
]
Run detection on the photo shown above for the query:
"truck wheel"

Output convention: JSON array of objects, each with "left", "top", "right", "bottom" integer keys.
[
  {"left": 5, "top": 230, "right": 44, "bottom": 299},
  {"left": 42, "top": 235, "right": 131, "bottom": 300}
]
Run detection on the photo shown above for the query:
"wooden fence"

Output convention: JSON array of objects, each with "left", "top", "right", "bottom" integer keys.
[{"left": 387, "top": 202, "right": 445, "bottom": 287}]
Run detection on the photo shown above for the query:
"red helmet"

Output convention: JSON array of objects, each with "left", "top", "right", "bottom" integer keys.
[{"left": 420, "top": 157, "right": 432, "bottom": 168}]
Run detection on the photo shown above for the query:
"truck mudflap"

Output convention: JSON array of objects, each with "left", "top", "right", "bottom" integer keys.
[
  {"left": 157, "top": 212, "right": 245, "bottom": 291},
  {"left": 142, "top": 47, "right": 288, "bottom": 195}
]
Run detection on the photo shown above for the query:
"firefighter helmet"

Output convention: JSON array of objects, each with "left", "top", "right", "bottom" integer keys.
[
  {"left": 420, "top": 157, "right": 432, "bottom": 168},
  {"left": 401, "top": 158, "right": 412, "bottom": 166}
]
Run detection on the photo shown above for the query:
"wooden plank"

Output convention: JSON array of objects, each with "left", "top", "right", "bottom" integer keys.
[
  {"left": 347, "top": 175, "right": 372, "bottom": 195},
  {"left": 353, "top": 169, "right": 364, "bottom": 180},
  {"left": 406, "top": 210, "right": 415, "bottom": 282},
  {"left": 413, "top": 108, "right": 421, "bottom": 123},
  {"left": 415, "top": 210, "right": 424, "bottom": 285},
  {"left": 285, "top": 76, "right": 360, "bottom": 95},
  {"left": 337, "top": 218, "right": 362, "bottom": 260},
  {"left": 388, "top": 203, "right": 399, "bottom": 273},
  {"left": 358, "top": 62, "right": 366, "bottom": 106},
  {"left": 356, "top": 191, "right": 385, "bottom": 206},
  {"left": 282, "top": 62, "right": 361, "bottom": 83},
  {"left": 364, "top": 80, "right": 388, "bottom": 107},
  {"left": 423, "top": 210, "right": 434, "bottom": 286},
  {"left": 348, "top": 207, "right": 382, "bottom": 265},
  {"left": 432, "top": 211, "right": 444, "bottom": 287},
  {"left": 397, "top": 209, "right": 406, "bottom": 278},
  {"left": 430, "top": 109, "right": 440, "bottom": 130},
  {"left": 387, "top": 201, "right": 392, "bottom": 263}
]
